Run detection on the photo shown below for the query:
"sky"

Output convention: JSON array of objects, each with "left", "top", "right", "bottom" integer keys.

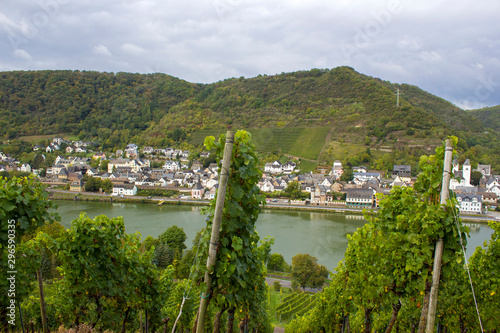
[{"left": 1, "top": 0, "right": 499, "bottom": 110}]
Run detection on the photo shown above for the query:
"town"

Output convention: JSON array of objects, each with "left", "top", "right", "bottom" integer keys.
[{"left": 1, "top": 137, "right": 499, "bottom": 215}]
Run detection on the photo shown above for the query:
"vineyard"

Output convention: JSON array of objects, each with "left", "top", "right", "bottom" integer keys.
[
  {"left": 189, "top": 127, "right": 330, "bottom": 160},
  {"left": 275, "top": 293, "right": 317, "bottom": 323}
]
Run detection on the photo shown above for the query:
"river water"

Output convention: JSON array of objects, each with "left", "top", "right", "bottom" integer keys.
[{"left": 54, "top": 200, "right": 494, "bottom": 272}]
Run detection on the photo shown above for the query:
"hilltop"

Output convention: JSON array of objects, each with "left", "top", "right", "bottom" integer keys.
[
  {"left": 0, "top": 67, "right": 498, "bottom": 171},
  {"left": 468, "top": 105, "right": 500, "bottom": 133}
]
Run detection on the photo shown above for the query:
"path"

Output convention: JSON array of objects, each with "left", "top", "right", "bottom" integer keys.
[{"left": 274, "top": 327, "right": 285, "bottom": 333}]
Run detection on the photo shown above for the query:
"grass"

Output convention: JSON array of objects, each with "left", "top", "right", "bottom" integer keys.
[
  {"left": 298, "top": 160, "right": 318, "bottom": 173},
  {"left": 322, "top": 140, "right": 367, "bottom": 162},
  {"left": 19, "top": 133, "right": 70, "bottom": 142}
]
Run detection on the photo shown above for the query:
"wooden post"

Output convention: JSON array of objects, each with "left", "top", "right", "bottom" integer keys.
[
  {"left": 18, "top": 303, "right": 26, "bottom": 333},
  {"left": 196, "top": 131, "right": 235, "bottom": 333},
  {"left": 426, "top": 139, "right": 453, "bottom": 332},
  {"left": 37, "top": 269, "right": 49, "bottom": 333}
]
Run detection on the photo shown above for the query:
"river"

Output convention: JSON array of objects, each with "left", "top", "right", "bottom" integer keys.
[{"left": 53, "top": 200, "right": 494, "bottom": 272}]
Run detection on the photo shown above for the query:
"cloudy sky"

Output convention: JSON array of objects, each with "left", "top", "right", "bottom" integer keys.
[{"left": 1, "top": 0, "right": 499, "bottom": 109}]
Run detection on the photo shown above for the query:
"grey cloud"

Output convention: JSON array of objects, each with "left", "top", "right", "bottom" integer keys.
[{"left": 0, "top": 0, "right": 499, "bottom": 107}]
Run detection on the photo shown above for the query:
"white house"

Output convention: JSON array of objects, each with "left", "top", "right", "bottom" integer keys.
[
  {"left": 475, "top": 164, "right": 491, "bottom": 177},
  {"left": 283, "top": 161, "right": 297, "bottom": 174},
  {"left": 75, "top": 147, "right": 87, "bottom": 153},
  {"left": 486, "top": 178, "right": 499, "bottom": 191},
  {"left": 112, "top": 184, "right": 137, "bottom": 196},
  {"left": 52, "top": 137, "right": 64, "bottom": 145},
  {"left": 352, "top": 172, "right": 381, "bottom": 185},
  {"left": 456, "top": 193, "right": 482, "bottom": 214},
  {"left": 353, "top": 166, "right": 367, "bottom": 173},
  {"left": 163, "top": 160, "right": 181, "bottom": 172},
  {"left": 265, "top": 161, "right": 283, "bottom": 174},
  {"left": 86, "top": 168, "right": 99, "bottom": 177},
  {"left": 259, "top": 180, "right": 275, "bottom": 192},
  {"left": 330, "top": 160, "right": 343, "bottom": 180},
  {"left": 488, "top": 185, "right": 500, "bottom": 198},
  {"left": 450, "top": 159, "right": 473, "bottom": 190},
  {"left": 20, "top": 164, "right": 31, "bottom": 173},
  {"left": 345, "top": 188, "right": 375, "bottom": 208},
  {"left": 108, "top": 158, "right": 149, "bottom": 173}
]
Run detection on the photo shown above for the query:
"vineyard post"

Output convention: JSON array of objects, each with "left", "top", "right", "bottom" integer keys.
[
  {"left": 196, "top": 131, "right": 235, "bottom": 333},
  {"left": 18, "top": 303, "right": 25, "bottom": 333},
  {"left": 36, "top": 269, "right": 48, "bottom": 333},
  {"left": 426, "top": 139, "right": 453, "bottom": 332}
]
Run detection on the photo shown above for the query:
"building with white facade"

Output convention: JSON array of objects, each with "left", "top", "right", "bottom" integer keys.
[
  {"left": 450, "top": 159, "right": 473, "bottom": 190},
  {"left": 330, "top": 160, "right": 343, "bottom": 180},
  {"left": 112, "top": 184, "right": 137, "bottom": 196},
  {"left": 455, "top": 193, "right": 482, "bottom": 214},
  {"left": 163, "top": 160, "right": 181, "bottom": 171},
  {"left": 108, "top": 158, "right": 150, "bottom": 173},
  {"left": 345, "top": 188, "right": 375, "bottom": 208}
]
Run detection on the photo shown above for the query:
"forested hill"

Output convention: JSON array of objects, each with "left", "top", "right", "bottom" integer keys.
[
  {"left": 468, "top": 105, "right": 500, "bottom": 133},
  {"left": 0, "top": 67, "right": 485, "bottom": 140},
  {"left": 0, "top": 70, "right": 200, "bottom": 138}
]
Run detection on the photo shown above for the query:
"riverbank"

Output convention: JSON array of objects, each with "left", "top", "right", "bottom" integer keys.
[{"left": 46, "top": 189, "right": 498, "bottom": 222}]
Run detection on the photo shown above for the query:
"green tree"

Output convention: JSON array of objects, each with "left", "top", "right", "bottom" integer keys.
[
  {"left": 153, "top": 242, "right": 174, "bottom": 268},
  {"left": 470, "top": 170, "right": 483, "bottom": 186},
  {"left": 174, "top": 228, "right": 206, "bottom": 279},
  {"left": 340, "top": 167, "right": 354, "bottom": 182},
  {"left": 32, "top": 153, "right": 45, "bottom": 169},
  {"left": 159, "top": 225, "right": 187, "bottom": 255},
  {"left": 284, "top": 180, "right": 302, "bottom": 198},
  {"left": 291, "top": 253, "right": 329, "bottom": 292},
  {"left": 202, "top": 153, "right": 217, "bottom": 168},
  {"left": 100, "top": 159, "right": 109, "bottom": 173},
  {"left": 84, "top": 176, "right": 102, "bottom": 192},
  {"left": 101, "top": 178, "right": 113, "bottom": 193},
  {"left": 142, "top": 235, "right": 160, "bottom": 252},
  {"left": 267, "top": 253, "right": 290, "bottom": 272},
  {"left": 169, "top": 128, "right": 187, "bottom": 142}
]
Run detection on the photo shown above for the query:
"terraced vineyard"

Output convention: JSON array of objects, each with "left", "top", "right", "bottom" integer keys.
[
  {"left": 189, "top": 129, "right": 227, "bottom": 146},
  {"left": 190, "top": 127, "right": 330, "bottom": 161},
  {"left": 275, "top": 292, "right": 317, "bottom": 323}
]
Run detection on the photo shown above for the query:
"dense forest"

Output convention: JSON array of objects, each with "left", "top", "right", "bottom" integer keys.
[
  {"left": 0, "top": 67, "right": 499, "bottom": 172},
  {"left": 468, "top": 105, "right": 500, "bottom": 133}
]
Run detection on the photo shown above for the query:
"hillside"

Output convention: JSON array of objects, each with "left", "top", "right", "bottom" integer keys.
[
  {"left": 0, "top": 67, "right": 498, "bottom": 171},
  {"left": 468, "top": 105, "right": 500, "bottom": 133},
  {"left": 146, "top": 67, "right": 483, "bottom": 139},
  {"left": 0, "top": 70, "right": 199, "bottom": 138}
]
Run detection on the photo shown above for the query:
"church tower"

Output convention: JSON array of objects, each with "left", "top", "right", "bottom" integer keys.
[{"left": 463, "top": 159, "right": 471, "bottom": 186}]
